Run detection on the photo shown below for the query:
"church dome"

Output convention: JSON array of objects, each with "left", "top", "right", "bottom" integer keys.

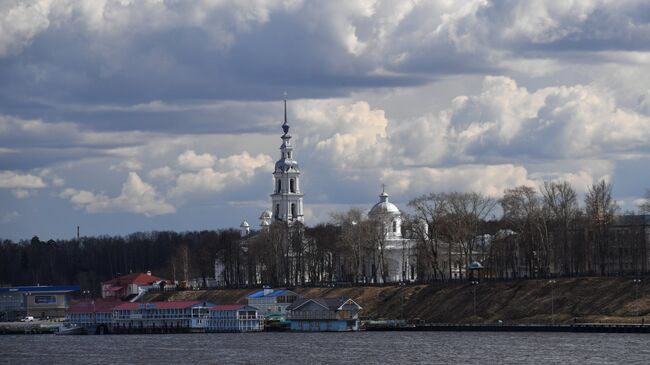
[
  {"left": 259, "top": 210, "right": 273, "bottom": 220},
  {"left": 369, "top": 201, "right": 400, "bottom": 216},
  {"left": 240, "top": 220, "right": 250, "bottom": 228},
  {"left": 369, "top": 190, "right": 400, "bottom": 216}
]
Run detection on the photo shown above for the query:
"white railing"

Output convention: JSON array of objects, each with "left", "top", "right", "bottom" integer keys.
[{"left": 287, "top": 311, "right": 351, "bottom": 320}]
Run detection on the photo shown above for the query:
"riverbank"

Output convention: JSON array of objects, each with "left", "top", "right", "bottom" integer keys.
[
  {"left": 0, "top": 320, "right": 61, "bottom": 334},
  {"left": 145, "top": 276, "right": 649, "bottom": 325}
]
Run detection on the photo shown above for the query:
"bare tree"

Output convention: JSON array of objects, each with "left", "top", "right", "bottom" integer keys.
[
  {"left": 407, "top": 193, "right": 446, "bottom": 280},
  {"left": 501, "top": 186, "right": 550, "bottom": 278},
  {"left": 639, "top": 189, "right": 650, "bottom": 214},
  {"left": 542, "top": 181, "right": 579, "bottom": 275},
  {"left": 367, "top": 215, "right": 389, "bottom": 283},
  {"left": 440, "top": 192, "right": 496, "bottom": 280},
  {"left": 585, "top": 180, "right": 618, "bottom": 275}
]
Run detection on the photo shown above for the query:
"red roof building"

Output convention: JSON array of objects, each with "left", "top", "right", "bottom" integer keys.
[
  {"left": 101, "top": 271, "right": 169, "bottom": 299},
  {"left": 65, "top": 299, "right": 121, "bottom": 327},
  {"left": 112, "top": 300, "right": 214, "bottom": 331},
  {"left": 113, "top": 301, "right": 204, "bottom": 311},
  {"left": 67, "top": 298, "right": 121, "bottom": 313}
]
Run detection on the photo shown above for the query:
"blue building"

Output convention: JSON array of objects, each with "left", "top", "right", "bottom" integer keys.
[
  {"left": 246, "top": 288, "right": 301, "bottom": 318},
  {"left": 0, "top": 285, "right": 80, "bottom": 321},
  {"left": 286, "top": 297, "right": 362, "bottom": 332}
]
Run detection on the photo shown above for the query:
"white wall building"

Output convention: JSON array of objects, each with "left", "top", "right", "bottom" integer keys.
[
  {"left": 207, "top": 305, "right": 263, "bottom": 332},
  {"left": 367, "top": 188, "right": 418, "bottom": 283},
  {"left": 269, "top": 99, "right": 304, "bottom": 225},
  {"left": 246, "top": 288, "right": 301, "bottom": 318}
]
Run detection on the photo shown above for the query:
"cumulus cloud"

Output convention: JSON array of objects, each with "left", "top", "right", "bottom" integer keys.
[
  {"left": 388, "top": 76, "right": 650, "bottom": 166},
  {"left": 0, "top": 170, "right": 46, "bottom": 189},
  {"left": 148, "top": 166, "right": 175, "bottom": 181},
  {"left": 59, "top": 172, "right": 174, "bottom": 216},
  {"left": 381, "top": 164, "right": 536, "bottom": 199},
  {"left": 170, "top": 151, "right": 272, "bottom": 198},
  {"left": 177, "top": 150, "right": 216, "bottom": 170},
  {"left": 109, "top": 159, "right": 143, "bottom": 171},
  {"left": 296, "top": 100, "right": 389, "bottom": 170},
  {"left": 12, "top": 189, "right": 31, "bottom": 199},
  {"left": 1, "top": 211, "right": 20, "bottom": 223},
  {"left": 0, "top": 0, "right": 52, "bottom": 56},
  {"left": 2, "top": 1, "right": 650, "bottom": 239}
]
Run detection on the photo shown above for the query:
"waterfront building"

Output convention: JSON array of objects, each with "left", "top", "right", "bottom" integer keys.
[
  {"left": 207, "top": 305, "right": 263, "bottom": 332},
  {"left": 101, "top": 271, "right": 171, "bottom": 300},
  {"left": 65, "top": 299, "right": 120, "bottom": 333},
  {"left": 286, "top": 297, "right": 362, "bottom": 332},
  {"left": 246, "top": 288, "right": 301, "bottom": 318},
  {"left": 112, "top": 301, "right": 214, "bottom": 332},
  {"left": 0, "top": 285, "right": 79, "bottom": 321}
]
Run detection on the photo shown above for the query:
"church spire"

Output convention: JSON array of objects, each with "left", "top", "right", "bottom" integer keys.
[
  {"left": 282, "top": 92, "right": 289, "bottom": 135},
  {"left": 271, "top": 96, "right": 304, "bottom": 224},
  {"left": 379, "top": 184, "right": 388, "bottom": 202}
]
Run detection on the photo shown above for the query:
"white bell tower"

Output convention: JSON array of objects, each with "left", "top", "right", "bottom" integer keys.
[{"left": 270, "top": 98, "right": 304, "bottom": 224}]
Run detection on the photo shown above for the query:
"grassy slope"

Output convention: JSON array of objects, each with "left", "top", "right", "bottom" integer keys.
[{"left": 145, "top": 277, "right": 650, "bottom": 324}]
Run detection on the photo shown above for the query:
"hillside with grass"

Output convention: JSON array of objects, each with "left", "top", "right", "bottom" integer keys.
[{"left": 145, "top": 277, "right": 649, "bottom": 324}]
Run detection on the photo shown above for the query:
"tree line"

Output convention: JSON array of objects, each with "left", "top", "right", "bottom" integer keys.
[{"left": 1, "top": 182, "right": 649, "bottom": 290}]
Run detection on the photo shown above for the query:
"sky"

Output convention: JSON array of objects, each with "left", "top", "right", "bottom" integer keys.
[{"left": 1, "top": 0, "right": 650, "bottom": 241}]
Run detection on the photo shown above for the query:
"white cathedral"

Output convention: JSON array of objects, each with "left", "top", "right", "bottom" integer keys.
[{"left": 218, "top": 99, "right": 417, "bottom": 285}]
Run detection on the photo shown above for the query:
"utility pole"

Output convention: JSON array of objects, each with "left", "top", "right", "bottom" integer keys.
[
  {"left": 549, "top": 280, "right": 557, "bottom": 326},
  {"left": 633, "top": 278, "right": 642, "bottom": 318},
  {"left": 471, "top": 281, "right": 479, "bottom": 318}
]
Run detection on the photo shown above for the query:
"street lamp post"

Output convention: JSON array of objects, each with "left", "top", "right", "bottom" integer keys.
[
  {"left": 352, "top": 220, "right": 361, "bottom": 284},
  {"left": 471, "top": 280, "right": 479, "bottom": 318},
  {"left": 633, "top": 279, "right": 642, "bottom": 318},
  {"left": 549, "top": 280, "right": 557, "bottom": 326},
  {"left": 399, "top": 281, "right": 405, "bottom": 320}
]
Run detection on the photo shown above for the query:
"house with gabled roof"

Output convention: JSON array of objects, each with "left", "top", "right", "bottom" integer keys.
[
  {"left": 246, "top": 287, "right": 301, "bottom": 318},
  {"left": 286, "top": 297, "right": 362, "bottom": 332},
  {"left": 207, "top": 304, "right": 263, "bottom": 332},
  {"left": 101, "top": 271, "right": 171, "bottom": 300}
]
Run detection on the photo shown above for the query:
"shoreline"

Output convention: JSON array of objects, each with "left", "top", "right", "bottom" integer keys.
[{"left": 3, "top": 322, "right": 650, "bottom": 335}]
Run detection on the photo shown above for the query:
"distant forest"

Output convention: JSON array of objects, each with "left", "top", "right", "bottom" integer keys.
[
  {"left": 0, "top": 230, "right": 241, "bottom": 295},
  {"left": 1, "top": 181, "right": 649, "bottom": 292}
]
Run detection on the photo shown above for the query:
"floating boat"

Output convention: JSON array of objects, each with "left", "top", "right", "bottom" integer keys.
[{"left": 56, "top": 324, "right": 85, "bottom": 335}]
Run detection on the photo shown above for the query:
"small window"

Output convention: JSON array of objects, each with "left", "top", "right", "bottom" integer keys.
[
  {"left": 277, "top": 179, "right": 281, "bottom": 193},
  {"left": 287, "top": 151, "right": 292, "bottom": 159},
  {"left": 275, "top": 204, "right": 280, "bottom": 218},
  {"left": 392, "top": 220, "right": 397, "bottom": 233},
  {"left": 291, "top": 203, "right": 296, "bottom": 217},
  {"left": 290, "top": 179, "right": 295, "bottom": 193}
]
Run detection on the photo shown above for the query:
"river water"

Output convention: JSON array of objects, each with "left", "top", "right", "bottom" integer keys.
[{"left": 1, "top": 332, "right": 649, "bottom": 364}]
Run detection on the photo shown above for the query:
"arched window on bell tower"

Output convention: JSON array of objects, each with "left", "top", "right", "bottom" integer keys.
[
  {"left": 275, "top": 204, "right": 280, "bottom": 219},
  {"left": 291, "top": 203, "right": 296, "bottom": 218},
  {"left": 392, "top": 220, "right": 397, "bottom": 233},
  {"left": 277, "top": 179, "right": 281, "bottom": 193},
  {"left": 290, "top": 179, "right": 295, "bottom": 193}
]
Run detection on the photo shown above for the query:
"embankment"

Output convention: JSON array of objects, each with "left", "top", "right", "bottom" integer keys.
[{"left": 145, "top": 277, "right": 649, "bottom": 324}]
